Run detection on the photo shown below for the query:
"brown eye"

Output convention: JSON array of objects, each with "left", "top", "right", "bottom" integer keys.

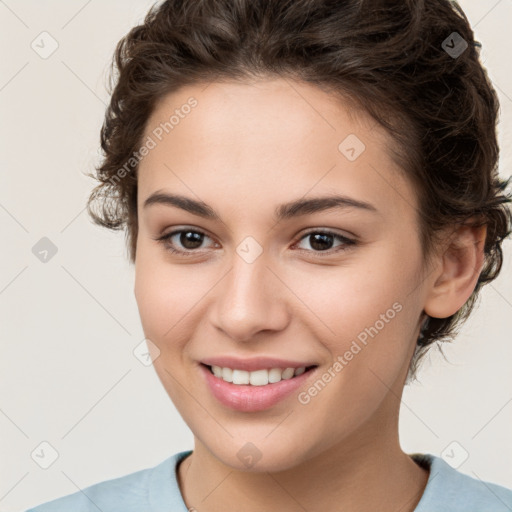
[
  {"left": 174, "top": 230, "right": 204, "bottom": 250},
  {"left": 294, "top": 230, "right": 356, "bottom": 255},
  {"left": 156, "top": 228, "right": 215, "bottom": 256}
]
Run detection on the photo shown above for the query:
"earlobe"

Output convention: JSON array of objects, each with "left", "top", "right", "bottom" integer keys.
[{"left": 424, "top": 224, "right": 487, "bottom": 319}]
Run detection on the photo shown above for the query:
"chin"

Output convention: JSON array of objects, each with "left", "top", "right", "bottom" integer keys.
[{"left": 203, "top": 435, "right": 318, "bottom": 474}]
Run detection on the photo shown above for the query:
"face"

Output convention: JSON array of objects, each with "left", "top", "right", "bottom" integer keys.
[{"left": 134, "top": 78, "right": 431, "bottom": 472}]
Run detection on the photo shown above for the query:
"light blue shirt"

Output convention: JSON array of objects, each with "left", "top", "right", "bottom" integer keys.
[{"left": 25, "top": 450, "right": 512, "bottom": 511}]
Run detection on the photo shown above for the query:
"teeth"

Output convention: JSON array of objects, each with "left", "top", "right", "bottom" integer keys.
[
  {"left": 210, "top": 365, "right": 308, "bottom": 385},
  {"left": 268, "top": 368, "right": 283, "bottom": 383},
  {"left": 221, "top": 367, "right": 233, "bottom": 382},
  {"left": 281, "top": 368, "right": 295, "bottom": 380},
  {"left": 249, "top": 369, "right": 266, "bottom": 386},
  {"left": 233, "top": 369, "right": 250, "bottom": 385}
]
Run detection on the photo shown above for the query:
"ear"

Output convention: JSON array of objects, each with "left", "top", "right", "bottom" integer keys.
[{"left": 423, "top": 223, "right": 487, "bottom": 319}]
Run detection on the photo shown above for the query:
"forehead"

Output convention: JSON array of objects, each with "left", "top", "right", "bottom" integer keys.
[{"left": 137, "top": 78, "right": 417, "bottom": 221}]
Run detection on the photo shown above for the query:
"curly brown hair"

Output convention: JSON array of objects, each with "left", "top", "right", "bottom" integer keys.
[{"left": 86, "top": 0, "right": 512, "bottom": 381}]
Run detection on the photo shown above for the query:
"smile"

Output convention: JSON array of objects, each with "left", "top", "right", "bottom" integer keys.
[
  {"left": 199, "top": 363, "right": 319, "bottom": 412},
  {"left": 206, "top": 364, "right": 317, "bottom": 386}
]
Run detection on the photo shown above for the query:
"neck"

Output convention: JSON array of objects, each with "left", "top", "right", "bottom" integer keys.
[{"left": 177, "top": 400, "right": 429, "bottom": 512}]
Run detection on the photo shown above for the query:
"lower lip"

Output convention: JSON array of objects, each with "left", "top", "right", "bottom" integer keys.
[{"left": 199, "top": 364, "right": 317, "bottom": 412}]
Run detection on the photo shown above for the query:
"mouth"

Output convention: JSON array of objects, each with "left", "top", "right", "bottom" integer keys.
[
  {"left": 201, "top": 363, "right": 318, "bottom": 386},
  {"left": 199, "top": 362, "right": 320, "bottom": 412}
]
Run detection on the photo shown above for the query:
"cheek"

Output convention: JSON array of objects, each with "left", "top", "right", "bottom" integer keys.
[
  {"left": 134, "top": 245, "right": 195, "bottom": 345},
  {"left": 288, "top": 243, "right": 422, "bottom": 368}
]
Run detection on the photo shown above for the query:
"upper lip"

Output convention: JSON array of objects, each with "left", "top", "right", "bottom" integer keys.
[{"left": 200, "top": 356, "right": 318, "bottom": 372}]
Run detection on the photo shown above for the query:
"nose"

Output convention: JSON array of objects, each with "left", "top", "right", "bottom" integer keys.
[{"left": 209, "top": 251, "right": 290, "bottom": 342}]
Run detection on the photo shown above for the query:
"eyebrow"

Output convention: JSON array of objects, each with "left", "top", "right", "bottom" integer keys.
[{"left": 143, "top": 191, "right": 378, "bottom": 221}]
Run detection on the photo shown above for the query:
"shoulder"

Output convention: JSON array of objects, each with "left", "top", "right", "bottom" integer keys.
[
  {"left": 24, "top": 450, "right": 192, "bottom": 512},
  {"left": 412, "top": 453, "right": 512, "bottom": 512}
]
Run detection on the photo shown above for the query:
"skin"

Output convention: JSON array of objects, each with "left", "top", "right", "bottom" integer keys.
[{"left": 134, "top": 78, "right": 486, "bottom": 512}]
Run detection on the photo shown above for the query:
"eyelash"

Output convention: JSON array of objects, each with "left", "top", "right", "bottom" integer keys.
[{"left": 154, "top": 228, "right": 357, "bottom": 258}]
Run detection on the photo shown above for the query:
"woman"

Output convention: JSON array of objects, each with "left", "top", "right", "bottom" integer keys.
[{"left": 27, "top": 0, "right": 512, "bottom": 510}]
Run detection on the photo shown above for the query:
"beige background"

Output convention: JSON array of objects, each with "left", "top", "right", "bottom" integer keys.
[{"left": 1, "top": 1, "right": 511, "bottom": 510}]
